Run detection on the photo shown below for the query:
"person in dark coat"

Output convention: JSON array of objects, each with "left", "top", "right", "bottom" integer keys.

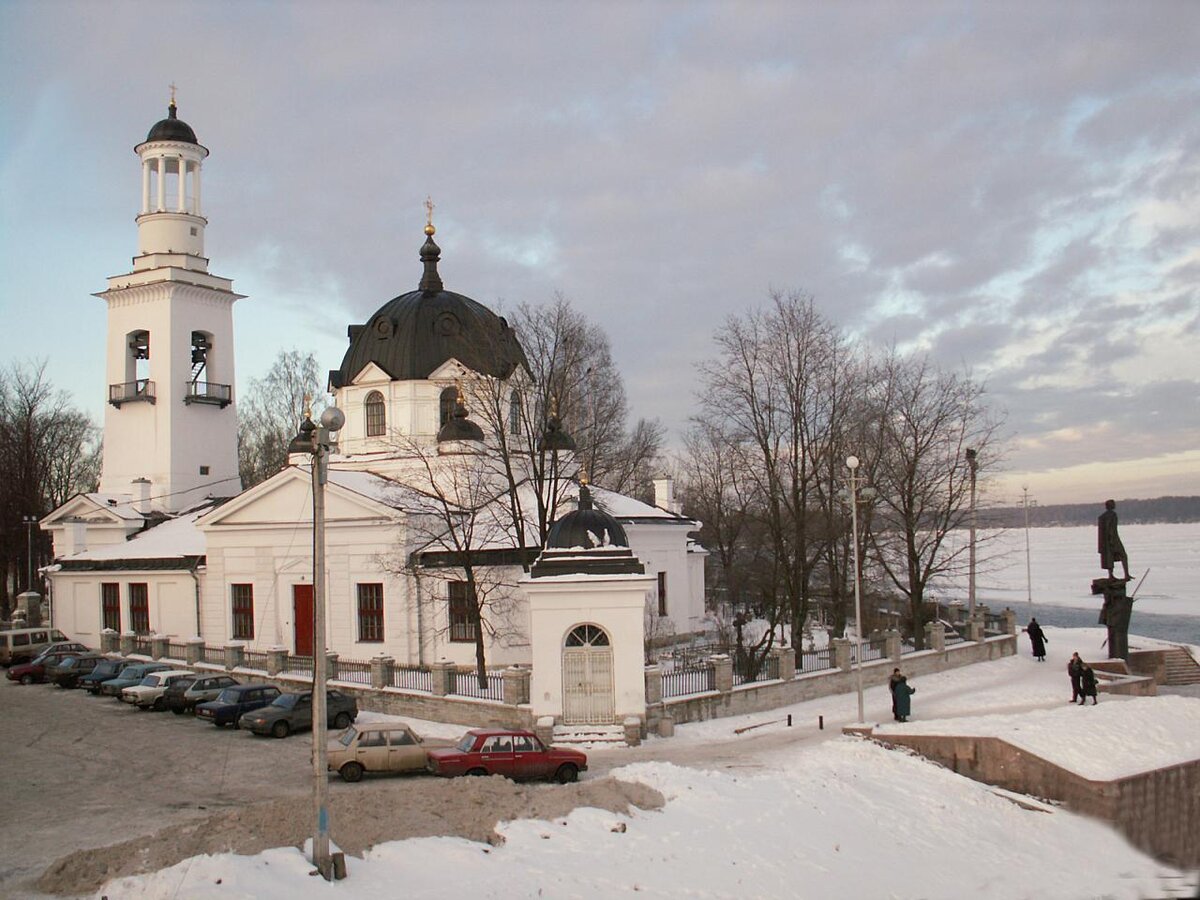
[
  {"left": 1067, "top": 652, "right": 1084, "bottom": 703},
  {"left": 893, "top": 676, "right": 915, "bottom": 722},
  {"left": 1024, "top": 618, "right": 1047, "bottom": 661},
  {"left": 888, "top": 668, "right": 903, "bottom": 721},
  {"left": 1079, "top": 664, "right": 1098, "bottom": 705}
]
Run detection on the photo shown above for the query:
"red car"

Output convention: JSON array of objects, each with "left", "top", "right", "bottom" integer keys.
[
  {"left": 7, "top": 647, "right": 89, "bottom": 685},
  {"left": 426, "top": 729, "right": 587, "bottom": 783}
]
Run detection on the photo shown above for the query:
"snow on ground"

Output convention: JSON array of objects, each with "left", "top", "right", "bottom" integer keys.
[{"left": 97, "top": 626, "right": 1198, "bottom": 898}]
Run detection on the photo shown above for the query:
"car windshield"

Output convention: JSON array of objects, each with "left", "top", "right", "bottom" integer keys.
[
  {"left": 140, "top": 675, "right": 161, "bottom": 687},
  {"left": 338, "top": 727, "right": 357, "bottom": 747},
  {"left": 94, "top": 662, "right": 118, "bottom": 676},
  {"left": 272, "top": 694, "right": 301, "bottom": 709},
  {"left": 216, "top": 689, "right": 241, "bottom": 703},
  {"left": 456, "top": 734, "right": 478, "bottom": 752}
]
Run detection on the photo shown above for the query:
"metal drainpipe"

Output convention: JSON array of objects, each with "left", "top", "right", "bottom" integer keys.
[
  {"left": 190, "top": 564, "right": 202, "bottom": 636},
  {"left": 414, "top": 570, "right": 425, "bottom": 667}
]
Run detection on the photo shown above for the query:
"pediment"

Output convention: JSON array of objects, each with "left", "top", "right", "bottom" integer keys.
[
  {"left": 428, "top": 358, "right": 469, "bottom": 381},
  {"left": 347, "top": 361, "right": 394, "bottom": 386},
  {"left": 198, "top": 467, "right": 401, "bottom": 529},
  {"left": 42, "top": 494, "right": 136, "bottom": 528}
]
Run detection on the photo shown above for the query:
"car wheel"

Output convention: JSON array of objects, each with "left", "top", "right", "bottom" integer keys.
[
  {"left": 467, "top": 767, "right": 488, "bottom": 777},
  {"left": 554, "top": 764, "right": 579, "bottom": 784},
  {"left": 271, "top": 720, "right": 290, "bottom": 739},
  {"left": 340, "top": 762, "right": 364, "bottom": 783},
  {"left": 152, "top": 697, "right": 165, "bottom": 711},
  {"left": 19, "top": 674, "right": 34, "bottom": 685},
  {"left": 172, "top": 707, "right": 184, "bottom": 715},
  {"left": 332, "top": 712, "right": 351, "bottom": 730}
]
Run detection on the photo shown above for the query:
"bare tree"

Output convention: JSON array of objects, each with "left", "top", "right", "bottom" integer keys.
[
  {"left": 866, "top": 352, "right": 1003, "bottom": 648},
  {"left": 238, "top": 350, "right": 327, "bottom": 488}
]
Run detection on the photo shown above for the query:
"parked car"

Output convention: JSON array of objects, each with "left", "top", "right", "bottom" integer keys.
[
  {"left": 98, "top": 662, "right": 171, "bottom": 697},
  {"left": 164, "top": 673, "right": 239, "bottom": 715},
  {"left": 328, "top": 721, "right": 450, "bottom": 782},
  {"left": 239, "top": 689, "right": 358, "bottom": 738},
  {"left": 195, "top": 683, "right": 281, "bottom": 727},
  {"left": 121, "top": 670, "right": 196, "bottom": 710},
  {"left": 0, "top": 628, "right": 77, "bottom": 666},
  {"left": 47, "top": 653, "right": 108, "bottom": 689},
  {"left": 426, "top": 729, "right": 588, "bottom": 783},
  {"left": 6, "top": 647, "right": 90, "bottom": 685},
  {"left": 80, "top": 658, "right": 134, "bottom": 693}
]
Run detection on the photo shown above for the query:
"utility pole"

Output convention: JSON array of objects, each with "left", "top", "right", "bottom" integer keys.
[
  {"left": 1022, "top": 485, "right": 1033, "bottom": 611},
  {"left": 23, "top": 514, "right": 38, "bottom": 593},
  {"left": 966, "top": 448, "right": 978, "bottom": 618}
]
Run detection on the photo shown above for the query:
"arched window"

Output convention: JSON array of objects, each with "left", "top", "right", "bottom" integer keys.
[
  {"left": 439, "top": 386, "right": 458, "bottom": 427},
  {"left": 508, "top": 389, "right": 521, "bottom": 436},
  {"left": 565, "top": 624, "right": 610, "bottom": 647},
  {"left": 364, "top": 391, "right": 386, "bottom": 437}
]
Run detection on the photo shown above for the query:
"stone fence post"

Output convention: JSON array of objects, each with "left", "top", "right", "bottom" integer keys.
[
  {"left": 772, "top": 647, "right": 796, "bottom": 681},
  {"left": 884, "top": 630, "right": 902, "bottom": 661},
  {"left": 266, "top": 647, "right": 287, "bottom": 676},
  {"left": 224, "top": 642, "right": 245, "bottom": 671},
  {"left": 429, "top": 661, "right": 457, "bottom": 697},
  {"left": 100, "top": 629, "right": 119, "bottom": 654},
  {"left": 371, "top": 655, "right": 394, "bottom": 690},
  {"left": 503, "top": 666, "right": 531, "bottom": 706},
  {"left": 1001, "top": 608, "right": 1016, "bottom": 635},
  {"left": 185, "top": 637, "right": 204, "bottom": 666},
  {"left": 832, "top": 638, "right": 853, "bottom": 672},
  {"left": 120, "top": 631, "right": 136, "bottom": 656},
  {"left": 924, "top": 621, "right": 946, "bottom": 652},
  {"left": 711, "top": 655, "right": 734, "bottom": 695},
  {"left": 644, "top": 665, "right": 663, "bottom": 706},
  {"left": 326, "top": 652, "right": 340, "bottom": 681},
  {"left": 150, "top": 635, "right": 168, "bottom": 660},
  {"left": 966, "top": 618, "right": 985, "bottom": 642}
]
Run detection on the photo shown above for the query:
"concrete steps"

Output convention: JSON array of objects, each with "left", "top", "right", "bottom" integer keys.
[
  {"left": 1163, "top": 647, "right": 1200, "bottom": 685},
  {"left": 552, "top": 723, "right": 627, "bottom": 746}
]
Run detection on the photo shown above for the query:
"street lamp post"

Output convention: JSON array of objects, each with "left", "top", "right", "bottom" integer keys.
[
  {"left": 22, "top": 514, "right": 38, "bottom": 593},
  {"left": 288, "top": 405, "right": 345, "bottom": 881},
  {"left": 966, "top": 448, "right": 978, "bottom": 618},
  {"left": 1022, "top": 485, "right": 1034, "bottom": 611},
  {"left": 846, "top": 456, "right": 866, "bottom": 724}
]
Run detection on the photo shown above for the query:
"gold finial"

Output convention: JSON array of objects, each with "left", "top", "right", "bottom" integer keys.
[
  {"left": 454, "top": 379, "right": 467, "bottom": 412},
  {"left": 550, "top": 394, "right": 559, "bottom": 417},
  {"left": 169, "top": 82, "right": 177, "bottom": 107},
  {"left": 579, "top": 463, "right": 590, "bottom": 486},
  {"left": 303, "top": 394, "right": 313, "bottom": 419},
  {"left": 424, "top": 196, "right": 436, "bottom": 236}
]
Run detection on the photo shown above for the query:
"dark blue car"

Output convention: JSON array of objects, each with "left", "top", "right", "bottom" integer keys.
[
  {"left": 80, "top": 658, "right": 134, "bottom": 693},
  {"left": 195, "top": 683, "right": 281, "bottom": 727}
]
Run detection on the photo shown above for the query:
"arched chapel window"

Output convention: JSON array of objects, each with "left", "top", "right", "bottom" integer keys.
[
  {"left": 508, "top": 390, "right": 521, "bottom": 436},
  {"left": 364, "top": 391, "right": 386, "bottom": 437},
  {"left": 439, "top": 386, "right": 457, "bottom": 428},
  {"left": 565, "top": 624, "right": 610, "bottom": 647}
]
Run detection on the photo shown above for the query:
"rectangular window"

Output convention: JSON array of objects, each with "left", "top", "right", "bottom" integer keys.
[
  {"left": 657, "top": 572, "right": 668, "bottom": 617},
  {"left": 231, "top": 584, "right": 254, "bottom": 640},
  {"left": 357, "top": 583, "right": 384, "bottom": 642},
  {"left": 101, "top": 583, "right": 121, "bottom": 631},
  {"left": 129, "top": 583, "right": 150, "bottom": 634},
  {"left": 448, "top": 581, "right": 477, "bottom": 643}
]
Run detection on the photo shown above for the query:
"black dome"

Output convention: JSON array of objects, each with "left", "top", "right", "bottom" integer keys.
[
  {"left": 333, "top": 234, "right": 528, "bottom": 387},
  {"left": 145, "top": 102, "right": 198, "bottom": 144},
  {"left": 437, "top": 401, "right": 485, "bottom": 443},
  {"left": 546, "top": 485, "right": 629, "bottom": 549}
]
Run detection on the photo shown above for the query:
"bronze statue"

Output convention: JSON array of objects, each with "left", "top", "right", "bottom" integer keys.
[{"left": 1097, "top": 499, "right": 1130, "bottom": 580}]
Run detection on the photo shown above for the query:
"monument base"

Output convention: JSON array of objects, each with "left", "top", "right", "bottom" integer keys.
[{"left": 1090, "top": 578, "right": 1132, "bottom": 661}]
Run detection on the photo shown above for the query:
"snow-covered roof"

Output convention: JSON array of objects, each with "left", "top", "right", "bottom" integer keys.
[
  {"left": 59, "top": 504, "right": 213, "bottom": 563},
  {"left": 590, "top": 485, "right": 693, "bottom": 523}
]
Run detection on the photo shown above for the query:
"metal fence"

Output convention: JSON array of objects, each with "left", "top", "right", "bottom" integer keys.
[
  {"left": 799, "top": 647, "right": 834, "bottom": 673},
  {"left": 282, "top": 654, "right": 313, "bottom": 675},
  {"left": 733, "top": 654, "right": 780, "bottom": 686},
  {"left": 241, "top": 650, "right": 270, "bottom": 671},
  {"left": 132, "top": 637, "right": 153, "bottom": 656},
  {"left": 662, "top": 663, "right": 716, "bottom": 699},
  {"left": 853, "top": 639, "right": 887, "bottom": 664},
  {"left": 452, "top": 671, "right": 504, "bottom": 701},
  {"left": 200, "top": 645, "right": 225, "bottom": 666},
  {"left": 390, "top": 664, "right": 433, "bottom": 693},
  {"left": 335, "top": 657, "right": 372, "bottom": 685},
  {"left": 165, "top": 642, "right": 189, "bottom": 660}
]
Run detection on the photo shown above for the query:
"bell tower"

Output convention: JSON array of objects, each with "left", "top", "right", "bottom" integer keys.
[{"left": 95, "top": 92, "right": 244, "bottom": 512}]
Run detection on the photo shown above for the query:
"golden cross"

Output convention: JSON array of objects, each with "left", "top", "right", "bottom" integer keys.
[
  {"left": 424, "top": 195, "right": 436, "bottom": 235},
  {"left": 303, "top": 394, "right": 312, "bottom": 419},
  {"left": 169, "top": 82, "right": 177, "bottom": 106}
]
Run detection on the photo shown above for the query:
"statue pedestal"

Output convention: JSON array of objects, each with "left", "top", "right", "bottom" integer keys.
[{"left": 1090, "top": 578, "right": 1132, "bottom": 660}]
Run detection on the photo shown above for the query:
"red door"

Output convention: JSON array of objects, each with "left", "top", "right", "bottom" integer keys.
[{"left": 293, "top": 585, "right": 314, "bottom": 657}]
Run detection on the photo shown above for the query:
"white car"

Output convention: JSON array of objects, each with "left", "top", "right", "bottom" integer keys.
[{"left": 121, "top": 670, "right": 196, "bottom": 710}]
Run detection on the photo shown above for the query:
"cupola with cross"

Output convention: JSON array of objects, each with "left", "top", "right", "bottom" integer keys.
[{"left": 94, "top": 91, "right": 244, "bottom": 512}]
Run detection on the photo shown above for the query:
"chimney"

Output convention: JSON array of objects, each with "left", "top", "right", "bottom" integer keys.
[
  {"left": 653, "top": 477, "right": 681, "bottom": 515},
  {"left": 132, "top": 477, "right": 152, "bottom": 515}
]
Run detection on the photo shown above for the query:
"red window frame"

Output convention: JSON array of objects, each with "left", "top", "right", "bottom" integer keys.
[
  {"left": 231, "top": 584, "right": 254, "bottom": 640},
  {"left": 448, "top": 581, "right": 476, "bottom": 642},
  {"left": 357, "top": 583, "right": 384, "bottom": 642},
  {"left": 657, "top": 571, "right": 668, "bottom": 617},
  {"left": 129, "top": 583, "right": 150, "bottom": 634},
  {"left": 101, "top": 583, "right": 120, "bottom": 632}
]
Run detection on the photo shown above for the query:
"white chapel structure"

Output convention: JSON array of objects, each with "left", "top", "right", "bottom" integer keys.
[{"left": 41, "top": 100, "right": 707, "bottom": 730}]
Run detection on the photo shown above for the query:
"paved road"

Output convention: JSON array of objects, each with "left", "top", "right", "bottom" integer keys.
[{"left": 0, "top": 675, "right": 315, "bottom": 899}]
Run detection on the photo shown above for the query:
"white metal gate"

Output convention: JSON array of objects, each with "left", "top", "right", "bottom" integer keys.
[{"left": 562, "top": 625, "right": 615, "bottom": 725}]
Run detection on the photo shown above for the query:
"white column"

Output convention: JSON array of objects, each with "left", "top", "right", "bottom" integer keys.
[
  {"left": 156, "top": 156, "right": 165, "bottom": 211},
  {"left": 141, "top": 159, "right": 150, "bottom": 214},
  {"left": 176, "top": 157, "right": 186, "bottom": 211},
  {"left": 192, "top": 161, "right": 201, "bottom": 216}
]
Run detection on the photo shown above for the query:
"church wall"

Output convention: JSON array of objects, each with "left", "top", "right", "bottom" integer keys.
[
  {"left": 625, "top": 523, "right": 705, "bottom": 637},
  {"left": 415, "top": 568, "right": 532, "bottom": 670},
  {"left": 50, "top": 571, "right": 197, "bottom": 643}
]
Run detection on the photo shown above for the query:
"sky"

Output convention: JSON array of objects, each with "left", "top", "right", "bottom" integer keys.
[{"left": 1, "top": 1, "right": 1198, "bottom": 506}]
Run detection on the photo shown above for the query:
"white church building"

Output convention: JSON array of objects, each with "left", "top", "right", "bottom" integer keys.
[{"left": 41, "top": 100, "right": 706, "bottom": 729}]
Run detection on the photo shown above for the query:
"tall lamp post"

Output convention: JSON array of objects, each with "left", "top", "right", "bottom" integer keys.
[
  {"left": 288, "top": 405, "right": 344, "bottom": 881},
  {"left": 966, "top": 448, "right": 978, "bottom": 618},
  {"left": 22, "top": 514, "right": 39, "bottom": 593},
  {"left": 845, "top": 456, "right": 874, "bottom": 724},
  {"left": 1022, "top": 485, "right": 1035, "bottom": 612}
]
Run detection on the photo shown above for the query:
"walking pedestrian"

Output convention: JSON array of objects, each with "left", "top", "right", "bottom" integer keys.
[
  {"left": 888, "top": 668, "right": 903, "bottom": 721},
  {"left": 893, "top": 675, "right": 916, "bottom": 722},
  {"left": 1067, "top": 652, "right": 1083, "bottom": 703},
  {"left": 1080, "top": 664, "right": 1098, "bottom": 705},
  {"left": 1024, "top": 618, "right": 1048, "bottom": 661}
]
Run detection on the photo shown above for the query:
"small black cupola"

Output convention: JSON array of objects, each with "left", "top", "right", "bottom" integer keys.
[
  {"left": 537, "top": 398, "right": 576, "bottom": 453},
  {"left": 437, "top": 386, "right": 485, "bottom": 445},
  {"left": 531, "top": 476, "right": 645, "bottom": 578},
  {"left": 145, "top": 93, "right": 199, "bottom": 145}
]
